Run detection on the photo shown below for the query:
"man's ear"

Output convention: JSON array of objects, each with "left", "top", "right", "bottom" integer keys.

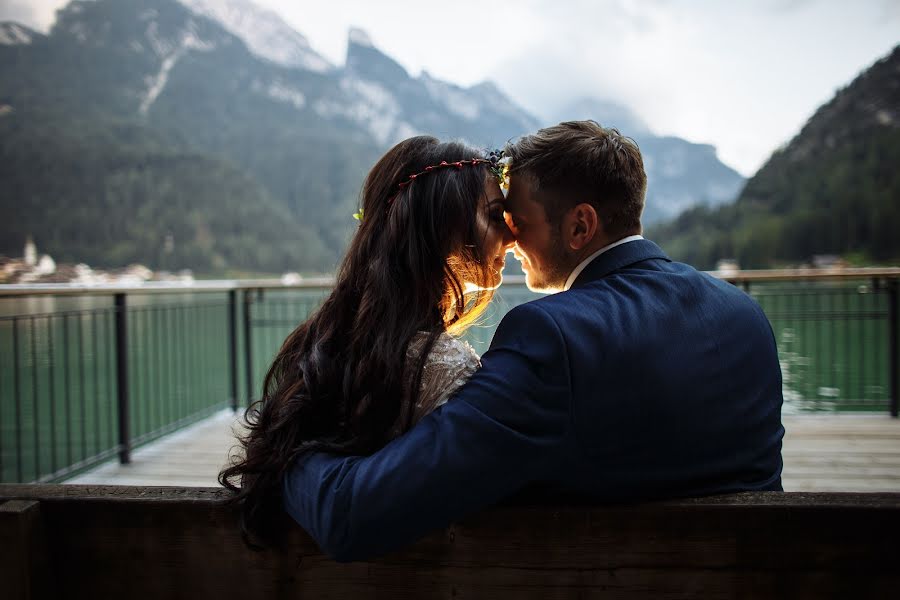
[{"left": 565, "top": 203, "right": 600, "bottom": 251}]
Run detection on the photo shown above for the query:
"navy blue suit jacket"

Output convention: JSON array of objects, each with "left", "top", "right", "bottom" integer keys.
[{"left": 283, "top": 239, "right": 785, "bottom": 561}]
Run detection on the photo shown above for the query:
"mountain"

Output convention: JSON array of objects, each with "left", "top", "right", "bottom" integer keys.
[
  {"left": 0, "top": 22, "right": 37, "bottom": 45},
  {"left": 179, "top": 0, "right": 332, "bottom": 72},
  {"left": 341, "top": 28, "right": 540, "bottom": 147},
  {"left": 551, "top": 98, "right": 745, "bottom": 224},
  {"left": 0, "top": 115, "right": 331, "bottom": 272},
  {"left": 1, "top": 0, "right": 748, "bottom": 274},
  {"left": 1, "top": 0, "right": 539, "bottom": 273},
  {"left": 648, "top": 45, "right": 900, "bottom": 269}
]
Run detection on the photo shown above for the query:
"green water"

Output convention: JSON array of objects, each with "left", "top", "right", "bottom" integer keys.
[
  {"left": 753, "top": 282, "right": 892, "bottom": 414},
  {"left": 0, "top": 280, "right": 896, "bottom": 483}
]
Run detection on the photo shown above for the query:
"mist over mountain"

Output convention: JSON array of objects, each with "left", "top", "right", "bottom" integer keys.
[
  {"left": 2, "top": 0, "right": 745, "bottom": 274},
  {"left": 649, "top": 45, "right": 900, "bottom": 269},
  {"left": 552, "top": 98, "right": 652, "bottom": 136}
]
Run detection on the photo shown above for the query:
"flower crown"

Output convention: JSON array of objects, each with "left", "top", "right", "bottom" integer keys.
[
  {"left": 395, "top": 150, "right": 511, "bottom": 195},
  {"left": 353, "top": 149, "right": 511, "bottom": 221},
  {"left": 397, "top": 158, "right": 487, "bottom": 189}
]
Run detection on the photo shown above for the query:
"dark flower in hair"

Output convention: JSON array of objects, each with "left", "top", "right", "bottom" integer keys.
[{"left": 487, "top": 149, "right": 511, "bottom": 194}]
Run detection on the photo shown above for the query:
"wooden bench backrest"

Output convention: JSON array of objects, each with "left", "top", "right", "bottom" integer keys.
[{"left": 2, "top": 485, "right": 899, "bottom": 599}]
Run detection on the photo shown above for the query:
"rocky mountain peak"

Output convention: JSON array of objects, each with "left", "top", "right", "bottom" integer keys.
[
  {"left": 0, "top": 22, "right": 38, "bottom": 45},
  {"left": 348, "top": 27, "right": 373, "bottom": 48},
  {"left": 345, "top": 27, "right": 409, "bottom": 87},
  {"left": 178, "top": 0, "right": 332, "bottom": 72},
  {"left": 51, "top": 0, "right": 228, "bottom": 52}
]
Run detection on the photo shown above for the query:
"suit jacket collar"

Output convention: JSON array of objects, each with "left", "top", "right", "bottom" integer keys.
[{"left": 570, "top": 238, "right": 671, "bottom": 288}]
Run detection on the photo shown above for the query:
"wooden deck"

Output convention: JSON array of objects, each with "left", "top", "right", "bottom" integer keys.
[
  {"left": 65, "top": 409, "right": 243, "bottom": 487},
  {"left": 64, "top": 411, "right": 900, "bottom": 492}
]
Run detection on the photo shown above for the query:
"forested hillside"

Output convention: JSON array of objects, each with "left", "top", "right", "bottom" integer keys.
[
  {"left": 0, "top": 111, "right": 330, "bottom": 271},
  {"left": 649, "top": 46, "right": 900, "bottom": 269}
]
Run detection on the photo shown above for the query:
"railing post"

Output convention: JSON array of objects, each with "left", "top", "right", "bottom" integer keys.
[
  {"left": 114, "top": 293, "right": 131, "bottom": 464},
  {"left": 888, "top": 278, "right": 898, "bottom": 418},
  {"left": 243, "top": 289, "right": 254, "bottom": 407},
  {"left": 228, "top": 289, "right": 238, "bottom": 413}
]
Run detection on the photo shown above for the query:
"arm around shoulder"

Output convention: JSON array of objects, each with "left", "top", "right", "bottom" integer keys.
[{"left": 283, "top": 301, "right": 574, "bottom": 561}]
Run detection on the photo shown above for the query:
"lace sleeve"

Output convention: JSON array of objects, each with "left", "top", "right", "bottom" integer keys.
[{"left": 408, "top": 332, "right": 481, "bottom": 425}]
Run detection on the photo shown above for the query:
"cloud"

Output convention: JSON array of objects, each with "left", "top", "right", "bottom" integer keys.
[
  {"left": 491, "top": 1, "right": 698, "bottom": 125},
  {"left": 765, "top": 0, "right": 817, "bottom": 13},
  {"left": 491, "top": 0, "right": 900, "bottom": 175},
  {"left": 1, "top": 0, "right": 38, "bottom": 27},
  {"left": 879, "top": 0, "right": 900, "bottom": 21},
  {"left": 0, "top": 0, "right": 65, "bottom": 31}
]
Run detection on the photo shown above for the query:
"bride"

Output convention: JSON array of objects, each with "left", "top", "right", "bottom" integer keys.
[{"left": 220, "top": 135, "right": 515, "bottom": 546}]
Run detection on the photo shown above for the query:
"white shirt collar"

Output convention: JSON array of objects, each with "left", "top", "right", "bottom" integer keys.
[{"left": 563, "top": 235, "right": 644, "bottom": 291}]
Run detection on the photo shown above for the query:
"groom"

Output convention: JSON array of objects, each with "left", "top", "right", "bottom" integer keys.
[{"left": 284, "top": 121, "right": 785, "bottom": 561}]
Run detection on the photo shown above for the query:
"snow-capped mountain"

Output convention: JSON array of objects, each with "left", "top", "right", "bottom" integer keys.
[{"left": 178, "top": 0, "right": 331, "bottom": 72}]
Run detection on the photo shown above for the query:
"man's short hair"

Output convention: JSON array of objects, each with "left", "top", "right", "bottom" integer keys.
[{"left": 505, "top": 120, "right": 647, "bottom": 237}]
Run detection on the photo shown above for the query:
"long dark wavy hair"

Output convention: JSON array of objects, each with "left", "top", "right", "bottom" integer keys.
[{"left": 219, "top": 136, "right": 501, "bottom": 548}]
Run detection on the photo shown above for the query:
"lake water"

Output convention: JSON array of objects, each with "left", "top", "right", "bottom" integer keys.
[{"left": 0, "top": 279, "right": 894, "bottom": 483}]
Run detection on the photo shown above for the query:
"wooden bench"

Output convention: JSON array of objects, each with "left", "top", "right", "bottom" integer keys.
[{"left": 2, "top": 485, "right": 898, "bottom": 599}]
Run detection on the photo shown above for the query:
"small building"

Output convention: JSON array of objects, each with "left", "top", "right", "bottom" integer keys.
[
  {"left": 714, "top": 259, "right": 740, "bottom": 275},
  {"left": 812, "top": 255, "right": 848, "bottom": 270}
]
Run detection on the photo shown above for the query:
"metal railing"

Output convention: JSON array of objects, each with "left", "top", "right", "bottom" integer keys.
[
  {"left": 0, "top": 289, "right": 237, "bottom": 484},
  {"left": 718, "top": 268, "right": 898, "bottom": 417},
  {"left": 1, "top": 268, "right": 898, "bottom": 484}
]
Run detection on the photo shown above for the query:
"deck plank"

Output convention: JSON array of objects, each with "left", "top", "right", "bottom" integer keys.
[{"left": 64, "top": 411, "right": 900, "bottom": 492}]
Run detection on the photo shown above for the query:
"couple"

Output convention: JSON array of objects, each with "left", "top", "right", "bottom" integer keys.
[{"left": 220, "top": 120, "right": 785, "bottom": 561}]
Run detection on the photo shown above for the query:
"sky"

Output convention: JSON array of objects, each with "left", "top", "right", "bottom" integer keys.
[{"left": 3, "top": 0, "right": 898, "bottom": 176}]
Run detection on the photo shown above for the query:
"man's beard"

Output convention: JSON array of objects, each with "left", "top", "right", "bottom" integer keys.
[{"left": 525, "top": 230, "right": 574, "bottom": 293}]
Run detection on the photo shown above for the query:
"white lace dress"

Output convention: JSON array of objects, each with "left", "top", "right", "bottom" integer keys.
[{"left": 388, "top": 331, "right": 480, "bottom": 438}]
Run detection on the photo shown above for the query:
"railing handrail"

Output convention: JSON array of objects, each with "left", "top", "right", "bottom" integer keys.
[
  {"left": 0, "top": 277, "right": 335, "bottom": 297},
  {"left": 715, "top": 267, "right": 900, "bottom": 283},
  {"left": 2, "top": 267, "right": 899, "bottom": 297}
]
